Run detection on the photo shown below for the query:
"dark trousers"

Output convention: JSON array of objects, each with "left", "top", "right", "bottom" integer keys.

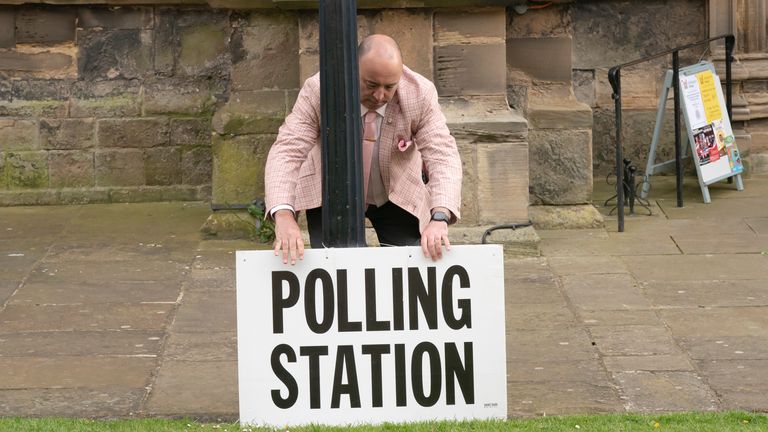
[{"left": 305, "top": 201, "right": 421, "bottom": 248}]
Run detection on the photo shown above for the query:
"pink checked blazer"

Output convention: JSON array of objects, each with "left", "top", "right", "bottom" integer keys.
[{"left": 264, "top": 66, "right": 462, "bottom": 233}]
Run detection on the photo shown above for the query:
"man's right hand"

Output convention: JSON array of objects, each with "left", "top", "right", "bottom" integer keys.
[{"left": 273, "top": 209, "right": 304, "bottom": 265}]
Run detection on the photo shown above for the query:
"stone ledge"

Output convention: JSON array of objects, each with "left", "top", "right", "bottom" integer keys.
[
  {"left": 0, "top": 185, "right": 208, "bottom": 206},
  {"left": 201, "top": 217, "right": 540, "bottom": 257},
  {"left": 0, "top": 0, "right": 558, "bottom": 7},
  {"left": 528, "top": 100, "right": 593, "bottom": 130},
  {"left": 441, "top": 96, "right": 528, "bottom": 141},
  {"left": 529, "top": 204, "right": 605, "bottom": 229}
]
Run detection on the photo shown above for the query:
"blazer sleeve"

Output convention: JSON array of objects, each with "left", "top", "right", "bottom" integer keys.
[
  {"left": 413, "top": 82, "right": 463, "bottom": 223},
  {"left": 264, "top": 77, "right": 321, "bottom": 214}
]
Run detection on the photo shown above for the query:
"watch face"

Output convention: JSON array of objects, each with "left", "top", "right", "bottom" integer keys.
[{"left": 432, "top": 211, "right": 448, "bottom": 222}]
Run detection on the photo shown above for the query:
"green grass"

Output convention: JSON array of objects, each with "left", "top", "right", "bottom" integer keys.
[{"left": 0, "top": 412, "right": 766, "bottom": 432}]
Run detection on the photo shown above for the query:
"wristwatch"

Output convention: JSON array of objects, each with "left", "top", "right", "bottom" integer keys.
[{"left": 431, "top": 211, "right": 449, "bottom": 223}]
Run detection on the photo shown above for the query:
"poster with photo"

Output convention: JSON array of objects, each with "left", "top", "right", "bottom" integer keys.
[{"left": 679, "top": 67, "right": 743, "bottom": 184}]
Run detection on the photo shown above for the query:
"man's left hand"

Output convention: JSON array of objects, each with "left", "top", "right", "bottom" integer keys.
[{"left": 420, "top": 220, "right": 450, "bottom": 261}]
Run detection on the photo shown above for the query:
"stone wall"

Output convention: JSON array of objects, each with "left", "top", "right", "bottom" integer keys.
[
  {"left": 507, "top": 0, "right": 707, "bottom": 183},
  {"left": 0, "top": 6, "right": 221, "bottom": 204}
]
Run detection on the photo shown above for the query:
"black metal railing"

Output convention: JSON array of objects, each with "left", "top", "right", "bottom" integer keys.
[{"left": 608, "top": 34, "right": 735, "bottom": 232}]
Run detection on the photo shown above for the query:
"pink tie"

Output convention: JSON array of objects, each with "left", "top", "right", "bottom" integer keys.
[{"left": 362, "top": 110, "right": 377, "bottom": 201}]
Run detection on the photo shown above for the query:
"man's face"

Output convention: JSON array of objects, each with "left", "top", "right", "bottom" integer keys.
[{"left": 359, "top": 54, "right": 402, "bottom": 110}]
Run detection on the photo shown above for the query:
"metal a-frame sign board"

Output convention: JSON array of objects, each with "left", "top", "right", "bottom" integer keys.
[{"left": 679, "top": 61, "right": 744, "bottom": 203}]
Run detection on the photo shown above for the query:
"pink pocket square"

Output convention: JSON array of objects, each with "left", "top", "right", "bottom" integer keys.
[{"left": 397, "top": 138, "right": 413, "bottom": 152}]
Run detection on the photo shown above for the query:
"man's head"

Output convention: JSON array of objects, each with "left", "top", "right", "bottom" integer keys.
[{"left": 358, "top": 34, "right": 403, "bottom": 110}]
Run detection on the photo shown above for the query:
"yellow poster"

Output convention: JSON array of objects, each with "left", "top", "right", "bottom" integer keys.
[{"left": 696, "top": 70, "right": 723, "bottom": 124}]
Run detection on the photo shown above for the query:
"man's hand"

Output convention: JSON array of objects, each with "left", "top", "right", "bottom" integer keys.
[
  {"left": 420, "top": 220, "right": 450, "bottom": 261},
  {"left": 273, "top": 209, "right": 304, "bottom": 265}
]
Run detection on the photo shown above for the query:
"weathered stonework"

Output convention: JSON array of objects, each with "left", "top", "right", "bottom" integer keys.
[
  {"left": 95, "top": 149, "right": 144, "bottom": 187},
  {"left": 211, "top": 134, "right": 272, "bottom": 205},
  {"left": 97, "top": 118, "right": 170, "bottom": 149},
  {"left": 7, "top": 151, "right": 48, "bottom": 189},
  {"left": 144, "top": 147, "right": 182, "bottom": 186},
  {"left": 0, "top": 119, "right": 38, "bottom": 151},
  {"left": 48, "top": 150, "right": 93, "bottom": 188},
  {"left": 39, "top": 118, "right": 95, "bottom": 150}
]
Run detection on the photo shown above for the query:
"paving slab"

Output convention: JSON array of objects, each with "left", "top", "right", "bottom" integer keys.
[
  {"left": 546, "top": 256, "right": 629, "bottom": 276},
  {"left": 172, "top": 290, "right": 236, "bottom": 333},
  {"left": 9, "top": 281, "right": 181, "bottom": 305},
  {"left": 624, "top": 254, "right": 768, "bottom": 281},
  {"left": 0, "top": 304, "right": 175, "bottom": 333},
  {"left": 604, "top": 217, "right": 754, "bottom": 236},
  {"left": 507, "top": 328, "right": 598, "bottom": 361},
  {"left": 27, "top": 260, "right": 188, "bottom": 283},
  {"left": 560, "top": 273, "right": 652, "bottom": 310},
  {"left": 695, "top": 359, "right": 768, "bottom": 411},
  {"left": 0, "top": 389, "right": 144, "bottom": 417},
  {"left": 671, "top": 233, "right": 768, "bottom": 255},
  {"left": 163, "top": 331, "right": 237, "bottom": 362},
  {"left": 658, "top": 197, "right": 768, "bottom": 220},
  {"left": 540, "top": 235, "right": 680, "bottom": 256},
  {"left": 505, "top": 304, "right": 579, "bottom": 331},
  {"left": 678, "top": 336, "right": 768, "bottom": 360},
  {"left": 612, "top": 371, "right": 719, "bottom": 412},
  {"left": 0, "top": 331, "right": 163, "bottom": 357},
  {"left": 507, "top": 359, "right": 608, "bottom": 383},
  {"left": 503, "top": 257, "right": 552, "bottom": 279},
  {"left": 506, "top": 381, "right": 622, "bottom": 417},
  {"left": 640, "top": 280, "right": 768, "bottom": 308},
  {"left": 0, "top": 357, "right": 155, "bottom": 389},
  {"left": 182, "top": 276, "right": 235, "bottom": 292},
  {"left": 602, "top": 355, "right": 693, "bottom": 372},
  {"left": 745, "top": 217, "right": 768, "bottom": 234},
  {"left": 535, "top": 229, "right": 609, "bottom": 240},
  {"left": 658, "top": 307, "right": 768, "bottom": 338},
  {"left": 146, "top": 360, "right": 238, "bottom": 418},
  {"left": 577, "top": 310, "right": 662, "bottom": 327},
  {"left": 505, "top": 274, "right": 567, "bottom": 306},
  {"left": 588, "top": 325, "right": 682, "bottom": 357}
]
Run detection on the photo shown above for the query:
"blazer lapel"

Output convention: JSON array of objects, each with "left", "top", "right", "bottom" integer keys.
[{"left": 379, "top": 94, "right": 400, "bottom": 190}]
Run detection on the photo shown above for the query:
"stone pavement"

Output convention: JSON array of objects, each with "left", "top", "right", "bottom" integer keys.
[{"left": 0, "top": 176, "right": 767, "bottom": 419}]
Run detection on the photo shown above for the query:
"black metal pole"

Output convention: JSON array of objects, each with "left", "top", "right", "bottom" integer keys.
[
  {"left": 672, "top": 51, "right": 683, "bottom": 208},
  {"left": 608, "top": 67, "right": 624, "bottom": 232},
  {"left": 725, "top": 35, "right": 734, "bottom": 120},
  {"left": 318, "top": 0, "right": 366, "bottom": 247}
]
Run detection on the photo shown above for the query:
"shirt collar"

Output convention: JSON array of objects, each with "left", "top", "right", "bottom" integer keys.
[{"left": 361, "top": 104, "right": 387, "bottom": 118}]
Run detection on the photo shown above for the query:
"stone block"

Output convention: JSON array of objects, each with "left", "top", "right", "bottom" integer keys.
[
  {"left": 0, "top": 51, "right": 75, "bottom": 76},
  {"left": 16, "top": 7, "right": 76, "bottom": 44},
  {"left": 6, "top": 151, "right": 48, "bottom": 189},
  {"left": 145, "top": 146, "right": 181, "bottom": 186},
  {"left": 177, "top": 23, "right": 231, "bottom": 77},
  {"left": 212, "top": 90, "right": 286, "bottom": 135},
  {"left": 596, "top": 65, "right": 660, "bottom": 109},
  {"left": 97, "top": 118, "right": 170, "bottom": 149},
  {"left": 0, "top": 100, "right": 68, "bottom": 118},
  {"left": 211, "top": 134, "right": 272, "bottom": 204},
  {"left": 69, "top": 79, "right": 141, "bottom": 117},
  {"left": 95, "top": 149, "right": 144, "bottom": 186},
  {"left": 476, "top": 141, "right": 529, "bottom": 225},
  {"left": 436, "top": 44, "right": 506, "bottom": 96},
  {"left": 77, "top": 6, "right": 153, "bottom": 29},
  {"left": 573, "top": 69, "right": 596, "bottom": 107},
  {"left": 40, "top": 118, "right": 95, "bottom": 150},
  {"left": 77, "top": 29, "right": 153, "bottom": 80},
  {"left": 143, "top": 79, "right": 221, "bottom": 115},
  {"left": 434, "top": 8, "right": 505, "bottom": 43},
  {"left": 48, "top": 150, "right": 94, "bottom": 188},
  {"left": 529, "top": 204, "right": 604, "bottom": 229},
  {"left": 528, "top": 100, "right": 593, "bottom": 129},
  {"left": 506, "top": 4, "right": 570, "bottom": 38},
  {"left": 200, "top": 211, "right": 258, "bottom": 240},
  {"left": 529, "top": 129, "right": 593, "bottom": 205},
  {"left": 108, "top": 185, "right": 199, "bottom": 203},
  {"left": 456, "top": 141, "right": 478, "bottom": 225},
  {"left": 154, "top": 8, "right": 230, "bottom": 77},
  {"left": 371, "top": 9, "right": 433, "bottom": 80},
  {"left": 11, "top": 79, "right": 72, "bottom": 101},
  {"left": 0, "top": 119, "right": 38, "bottom": 151},
  {"left": 181, "top": 146, "right": 212, "bottom": 185},
  {"left": 170, "top": 118, "right": 211, "bottom": 147},
  {"left": 507, "top": 37, "right": 572, "bottom": 83},
  {"left": 230, "top": 13, "right": 298, "bottom": 91},
  {"left": 0, "top": 9, "right": 13, "bottom": 49}
]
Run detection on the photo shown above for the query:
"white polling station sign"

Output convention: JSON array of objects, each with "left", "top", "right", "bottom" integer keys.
[{"left": 236, "top": 245, "right": 506, "bottom": 427}]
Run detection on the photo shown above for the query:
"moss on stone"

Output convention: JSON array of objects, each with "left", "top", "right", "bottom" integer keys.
[{"left": 7, "top": 152, "right": 49, "bottom": 189}]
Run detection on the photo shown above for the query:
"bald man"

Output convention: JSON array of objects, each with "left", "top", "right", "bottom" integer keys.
[{"left": 265, "top": 34, "right": 462, "bottom": 264}]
